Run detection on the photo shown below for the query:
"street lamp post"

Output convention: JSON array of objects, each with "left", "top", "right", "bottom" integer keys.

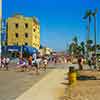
[
  {"left": 1, "top": 19, "right": 7, "bottom": 56},
  {"left": 20, "top": 45, "right": 23, "bottom": 58},
  {"left": 20, "top": 35, "right": 23, "bottom": 58}
]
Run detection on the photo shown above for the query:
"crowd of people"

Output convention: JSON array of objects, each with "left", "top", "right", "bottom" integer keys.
[
  {"left": 77, "top": 54, "right": 97, "bottom": 71},
  {"left": 87, "top": 54, "right": 97, "bottom": 70},
  {"left": 0, "top": 52, "right": 99, "bottom": 73},
  {"left": 16, "top": 53, "right": 49, "bottom": 74},
  {"left": 0, "top": 52, "right": 49, "bottom": 74}
]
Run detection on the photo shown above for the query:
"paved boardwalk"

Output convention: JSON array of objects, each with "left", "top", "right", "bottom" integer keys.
[
  {"left": 16, "top": 69, "right": 67, "bottom": 100},
  {"left": 0, "top": 68, "right": 51, "bottom": 100}
]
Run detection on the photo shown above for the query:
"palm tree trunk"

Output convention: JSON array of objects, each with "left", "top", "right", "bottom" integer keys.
[
  {"left": 94, "top": 15, "right": 97, "bottom": 67},
  {"left": 87, "top": 16, "right": 90, "bottom": 40},
  {"left": 94, "top": 15, "right": 96, "bottom": 53},
  {"left": 86, "top": 16, "right": 90, "bottom": 55}
]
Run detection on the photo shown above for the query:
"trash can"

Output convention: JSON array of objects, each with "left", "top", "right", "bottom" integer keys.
[{"left": 68, "top": 66, "right": 77, "bottom": 85}]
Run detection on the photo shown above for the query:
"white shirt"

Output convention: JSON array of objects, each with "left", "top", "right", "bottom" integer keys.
[
  {"left": 32, "top": 58, "right": 42, "bottom": 65},
  {"left": 43, "top": 59, "right": 48, "bottom": 65},
  {"left": 6, "top": 58, "right": 10, "bottom": 63},
  {"left": 2, "top": 58, "right": 6, "bottom": 63},
  {"left": 32, "top": 53, "right": 37, "bottom": 60}
]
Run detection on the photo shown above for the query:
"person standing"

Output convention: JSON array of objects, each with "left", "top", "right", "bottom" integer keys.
[
  {"left": 78, "top": 56, "right": 83, "bottom": 70},
  {"left": 91, "top": 54, "right": 96, "bottom": 70},
  {"left": 32, "top": 53, "right": 37, "bottom": 61},
  {"left": 87, "top": 56, "right": 92, "bottom": 70},
  {"left": 28, "top": 56, "right": 32, "bottom": 66},
  {"left": 43, "top": 58, "right": 48, "bottom": 70}
]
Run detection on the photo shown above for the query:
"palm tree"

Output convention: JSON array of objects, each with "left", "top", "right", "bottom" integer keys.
[
  {"left": 87, "top": 39, "right": 93, "bottom": 52},
  {"left": 83, "top": 9, "right": 92, "bottom": 57},
  {"left": 80, "top": 41, "right": 85, "bottom": 55},
  {"left": 73, "top": 36, "right": 78, "bottom": 44},
  {"left": 83, "top": 9, "right": 92, "bottom": 41},
  {"left": 69, "top": 36, "right": 79, "bottom": 57},
  {"left": 92, "top": 8, "right": 98, "bottom": 54}
]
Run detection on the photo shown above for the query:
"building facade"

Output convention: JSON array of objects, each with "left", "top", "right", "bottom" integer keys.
[
  {"left": 7, "top": 15, "right": 40, "bottom": 49},
  {"left": 39, "top": 47, "right": 53, "bottom": 56}
]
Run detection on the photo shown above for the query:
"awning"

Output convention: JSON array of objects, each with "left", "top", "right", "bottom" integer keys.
[
  {"left": 7, "top": 45, "right": 38, "bottom": 55},
  {"left": 7, "top": 46, "right": 21, "bottom": 52},
  {"left": 8, "top": 49, "right": 19, "bottom": 52}
]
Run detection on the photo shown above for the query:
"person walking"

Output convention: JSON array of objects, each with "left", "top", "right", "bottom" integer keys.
[
  {"left": 16, "top": 58, "right": 25, "bottom": 72},
  {"left": 2, "top": 57, "right": 6, "bottom": 70},
  {"left": 28, "top": 56, "right": 32, "bottom": 66},
  {"left": 5, "top": 57, "right": 10, "bottom": 70}
]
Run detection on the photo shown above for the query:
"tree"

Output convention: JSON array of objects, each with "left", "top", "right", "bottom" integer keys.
[
  {"left": 86, "top": 40, "right": 93, "bottom": 52},
  {"left": 73, "top": 36, "right": 78, "bottom": 44},
  {"left": 69, "top": 36, "right": 79, "bottom": 57},
  {"left": 96, "top": 44, "right": 100, "bottom": 50},
  {"left": 80, "top": 41, "right": 85, "bottom": 55},
  {"left": 87, "top": 39, "right": 93, "bottom": 44},
  {"left": 83, "top": 9, "right": 92, "bottom": 56}
]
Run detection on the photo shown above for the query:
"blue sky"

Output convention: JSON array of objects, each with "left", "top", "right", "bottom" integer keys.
[{"left": 2, "top": 0, "right": 100, "bottom": 51}]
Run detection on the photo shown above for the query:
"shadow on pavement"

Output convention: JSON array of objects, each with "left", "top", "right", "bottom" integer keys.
[
  {"left": 77, "top": 75, "right": 100, "bottom": 80},
  {"left": 61, "top": 82, "right": 69, "bottom": 85},
  {"left": 47, "top": 67, "right": 56, "bottom": 69}
]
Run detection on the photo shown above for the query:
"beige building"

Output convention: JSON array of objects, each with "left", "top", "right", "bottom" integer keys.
[
  {"left": 7, "top": 14, "right": 40, "bottom": 49},
  {"left": 39, "top": 47, "right": 53, "bottom": 56}
]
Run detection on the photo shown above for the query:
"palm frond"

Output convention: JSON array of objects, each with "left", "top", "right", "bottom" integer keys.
[
  {"left": 83, "top": 9, "right": 92, "bottom": 19},
  {"left": 86, "top": 9, "right": 92, "bottom": 16},
  {"left": 92, "top": 8, "right": 98, "bottom": 16},
  {"left": 83, "top": 16, "right": 87, "bottom": 19}
]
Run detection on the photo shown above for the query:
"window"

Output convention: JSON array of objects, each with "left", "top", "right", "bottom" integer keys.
[
  {"left": 33, "top": 29, "right": 36, "bottom": 32},
  {"left": 33, "top": 43, "right": 35, "bottom": 46},
  {"left": 14, "top": 42, "right": 18, "bottom": 45},
  {"left": 15, "top": 23, "right": 19, "bottom": 28},
  {"left": 25, "top": 42, "right": 28, "bottom": 45},
  {"left": 25, "top": 33, "right": 28, "bottom": 38},
  {"left": 15, "top": 33, "right": 19, "bottom": 38},
  {"left": 25, "top": 23, "right": 28, "bottom": 28},
  {"left": 16, "top": 42, "right": 18, "bottom": 45}
]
